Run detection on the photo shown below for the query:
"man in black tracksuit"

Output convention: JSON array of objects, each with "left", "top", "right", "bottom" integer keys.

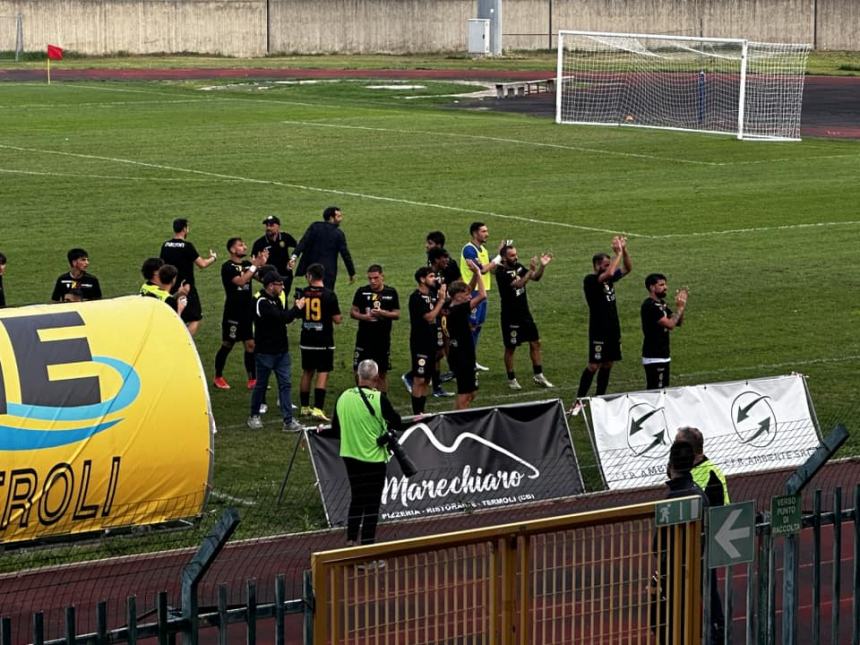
[
  {"left": 290, "top": 206, "right": 356, "bottom": 290},
  {"left": 247, "top": 271, "right": 306, "bottom": 432}
]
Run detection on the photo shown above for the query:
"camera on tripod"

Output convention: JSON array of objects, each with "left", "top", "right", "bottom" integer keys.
[{"left": 377, "top": 430, "right": 418, "bottom": 477}]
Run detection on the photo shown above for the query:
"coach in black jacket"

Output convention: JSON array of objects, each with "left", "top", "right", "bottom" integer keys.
[{"left": 290, "top": 206, "right": 356, "bottom": 290}]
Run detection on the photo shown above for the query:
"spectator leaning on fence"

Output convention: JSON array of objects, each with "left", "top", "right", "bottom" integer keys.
[
  {"left": 652, "top": 441, "right": 709, "bottom": 645},
  {"left": 674, "top": 426, "right": 730, "bottom": 507},
  {"left": 674, "top": 426, "right": 728, "bottom": 645},
  {"left": 330, "top": 359, "right": 404, "bottom": 546}
]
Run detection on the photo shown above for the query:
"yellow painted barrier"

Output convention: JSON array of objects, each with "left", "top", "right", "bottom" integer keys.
[
  {"left": 0, "top": 296, "right": 213, "bottom": 544},
  {"left": 312, "top": 498, "right": 703, "bottom": 644}
]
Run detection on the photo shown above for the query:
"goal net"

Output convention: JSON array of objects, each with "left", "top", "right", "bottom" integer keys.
[
  {"left": 556, "top": 31, "right": 811, "bottom": 141},
  {"left": 0, "top": 14, "right": 23, "bottom": 61}
]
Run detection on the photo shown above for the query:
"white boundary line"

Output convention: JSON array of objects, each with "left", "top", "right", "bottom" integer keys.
[
  {"left": 0, "top": 167, "right": 244, "bottom": 183},
  {"left": 280, "top": 119, "right": 721, "bottom": 167},
  {"left": 0, "top": 142, "right": 630, "bottom": 237},
  {"left": 650, "top": 220, "right": 860, "bottom": 239},
  {"left": 0, "top": 98, "right": 216, "bottom": 110}
]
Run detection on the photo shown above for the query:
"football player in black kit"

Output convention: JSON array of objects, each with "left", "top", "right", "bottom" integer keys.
[
  {"left": 159, "top": 218, "right": 217, "bottom": 336},
  {"left": 408, "top": 267, "right": 447, "bottom": 414},
  {"left": 297, "top": 263, "right": 342, "bottom": 421},
  {"left": 350, "top": 264, "right": 400, "bottom": 392},
  {"left": 213, "top": 238, "right": 269, "bottom": 391},
  {"left": 494, "top": 244, "right": 554, "bottom": 391},
  {"left": 445, "top": 260, "right": 485, "bottom": 410},
  {"left": 252, "top": 215, "right": 297, "bottom": 293},
  {"left": 51, "top": 248, "right": 102, "bottom": 303},
  {"left": 571, "top": 236, "right": 632, "bottom": 416},
  {"left": 641, "top": 273, "right": 688, "bottom": 390}
]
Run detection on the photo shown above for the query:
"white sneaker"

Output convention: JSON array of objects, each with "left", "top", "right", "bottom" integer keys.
[
  {"left": 533, "top": 373, "right": 554, "bottom": 388},
  {"left": 568, "top": 402, "right": 583, "bottom": 417},
  {"left": 508, "top": 378, "right": 522, "bottom": 391},
  {"left": 282, "top": 419, "right": 303, "bottom": 433},
  {"left": 475, "top": 362, "right": 490, "bottom": 372},
  {"left": 246, "top": 415, "right": 263, "bottom": 430},
  {"left": 259, "top": 403, "right": 268, "bottom": 415}
]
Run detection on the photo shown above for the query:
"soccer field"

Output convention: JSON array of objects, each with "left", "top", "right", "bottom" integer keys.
[{"left": 1, "top": 76, "right": 859, "bottom": 539}]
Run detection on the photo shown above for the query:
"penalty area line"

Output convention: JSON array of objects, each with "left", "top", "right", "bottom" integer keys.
[{"left": 0, "top": 142, "right": 633, "bottom": 238}]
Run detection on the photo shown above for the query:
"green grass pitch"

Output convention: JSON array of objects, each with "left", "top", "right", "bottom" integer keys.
[{"left": 1, "top": 77, "right": 858, "bottom": 543}]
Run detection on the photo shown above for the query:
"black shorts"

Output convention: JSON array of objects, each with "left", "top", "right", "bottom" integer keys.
[
  {"left": 180, "top": 288, "right": 202, "bottom": 323},
  {"left": 301, "top": 348, "right": 334, "bottom": 373},
  {"left": 448, "top": 350, "right": 478, "bottom": 394},
  {"left": 589, "top": 337, "right": 622, "bottom": 363},
  {"left": 354, "top": 343, "right": 392, "bottom": 373},
  {"left": 644, "top": 362, "right": 670, "bottom": 390},
  {"left": 222, "top": 315, "right": 253, "bottom": 343},
  {"left": 410, "top": 346, "right": 436, "bottom": 381},
  {"left": 502, "top": 317, "right": 539, "bottom": 349}
]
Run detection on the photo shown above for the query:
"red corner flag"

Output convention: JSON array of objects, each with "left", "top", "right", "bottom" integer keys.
[{"left": 47, "top": 44, "right": 63, "bottom": 60}]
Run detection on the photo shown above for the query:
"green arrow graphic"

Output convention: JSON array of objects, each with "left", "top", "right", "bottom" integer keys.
[
  {"left": 736, "top": 395, "right": 769, "bottom": 422},
  {"left": 630, "top": 407, "right": 663, "bottom": 435}
]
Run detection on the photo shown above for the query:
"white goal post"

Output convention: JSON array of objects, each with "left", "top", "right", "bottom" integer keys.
[
  {"left": 556, "top": 30, "right": 811, "bottom": 141},
  {"left": 0, "top": 13, "right": 23, "bottom": 61}
]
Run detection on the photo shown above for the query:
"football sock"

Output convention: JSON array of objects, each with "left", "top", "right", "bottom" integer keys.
[
  {"left": 214, "top": 346, "right": 231, "bottom": 377},
  {"left": 243, "top": 351, "right": 255, "bottom": 378},
  {"left": 411, "top": 395, "right": 426, "bottom": 415},
  {"left": 300, "top": 391, "right": 311, "bottom": 407},
  {"left": 577, "top": 368, "right": 595, "bottom": 398},
  {"left": 314, "top": 388, "right": 326, "bottom": 410},
  {"left": 533, "top": 364, "right": 543, "bottom": 375},
  {"left": 596, "top": 366, "right": 612, "bottom": 395}
]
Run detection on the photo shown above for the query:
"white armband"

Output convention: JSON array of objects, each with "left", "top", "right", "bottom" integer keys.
[{"left": 247, "top": 265, "right": 257, "bottom": 275}]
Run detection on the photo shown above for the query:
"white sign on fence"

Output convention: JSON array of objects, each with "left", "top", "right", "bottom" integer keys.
[{"left": 588, "top": 374, "right": 820, "bottom": 490}]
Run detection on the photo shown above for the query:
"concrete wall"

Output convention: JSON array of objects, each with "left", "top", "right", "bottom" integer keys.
[
  {"left": 2, "top": 0, "right": 266, "bottom": 57},
  {"left": 268, "top": 0, "right": 472, "bottom": 54},
  {"left": 1, "top": 0, "right": 855, "bottom": 57},
  {"left": 817, "top": 0, "right": 860, "bottom": 50}
]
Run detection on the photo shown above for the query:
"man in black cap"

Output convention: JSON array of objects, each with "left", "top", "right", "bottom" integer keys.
[
  {"left": 290, "top": 206, "right": 356, "bottom": 290},
  {"left": 248, "top": 270, "right": 305, "bottom": 432},
  {"left": 252, "top": 215, "right": 298, "bottom": 294}
]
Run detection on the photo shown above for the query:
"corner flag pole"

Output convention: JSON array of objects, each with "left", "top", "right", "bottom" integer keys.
[{"left": 46, "top": 44, "right": 63, "bottom": 85}]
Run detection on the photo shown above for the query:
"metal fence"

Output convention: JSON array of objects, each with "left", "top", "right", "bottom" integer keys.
[
  {"left": 1, "top": 485, "right": 858, "bottom": 644},
  {"left": 311, "top": 498, "right": 704, "bottom": 644}
]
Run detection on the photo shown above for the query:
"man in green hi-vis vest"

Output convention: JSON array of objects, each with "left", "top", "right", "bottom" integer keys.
[{"left": 331, "top": 359, "right": 404, "bottom": 546}]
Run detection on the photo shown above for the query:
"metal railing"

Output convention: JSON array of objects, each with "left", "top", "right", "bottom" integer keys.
[{"left": 311, "top": 498, "right": 704, "bottom": 644}]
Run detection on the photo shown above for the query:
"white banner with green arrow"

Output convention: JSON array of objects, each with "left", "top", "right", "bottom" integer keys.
[{"left": 587, "top": 374, "right": 821, "bottom": 490}]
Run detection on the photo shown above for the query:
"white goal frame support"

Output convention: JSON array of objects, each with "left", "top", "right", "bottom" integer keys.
[
  {"left": 0, "top": 13, "right": 23, "bottom": 61},
  {"left": 556, "top": 30, "right": 810, "bottom": 141}
]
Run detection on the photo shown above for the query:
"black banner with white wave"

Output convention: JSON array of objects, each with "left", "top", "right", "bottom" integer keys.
[{"left": 306, "top": 399, "right": 583, "bottom": 526}]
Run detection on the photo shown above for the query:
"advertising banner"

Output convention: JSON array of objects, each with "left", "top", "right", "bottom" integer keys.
[
  {"left": 588, "top": 374, "right": 820, "bottom": 490},
  {"left": 0, "top": 297, "right": 214, "bottom": 544},
  {"left": 307, "top": 399, "right": 582, "bottom": 526}
]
